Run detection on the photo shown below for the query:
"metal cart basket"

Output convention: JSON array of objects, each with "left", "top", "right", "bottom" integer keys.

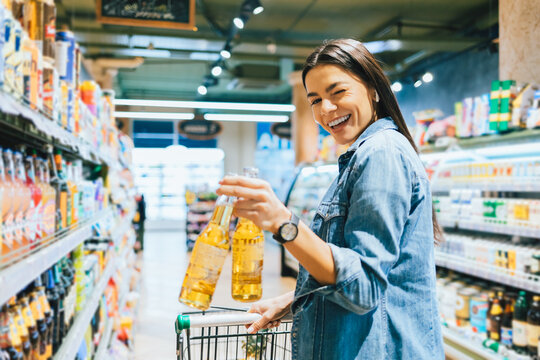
[{"left": 175, "top": 306, "right": 292, "bottom": 360}]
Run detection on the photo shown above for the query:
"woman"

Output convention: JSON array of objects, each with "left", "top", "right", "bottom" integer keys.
[{"left": 217, "top": 39, "right": 444, "bottom": 359}]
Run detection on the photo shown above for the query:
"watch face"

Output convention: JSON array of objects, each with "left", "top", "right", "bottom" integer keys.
[{"left": 280, "top": 223, "right": 298, "bottom": 241}]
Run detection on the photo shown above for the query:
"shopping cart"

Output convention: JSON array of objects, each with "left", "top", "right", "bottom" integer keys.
[{"left": 175, "top": 306, "right": 292, "bottom": 360}]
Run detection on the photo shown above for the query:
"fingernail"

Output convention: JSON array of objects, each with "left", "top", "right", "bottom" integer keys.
[{"left": 247, "top": 326, "right": 254, "bottom": 334}]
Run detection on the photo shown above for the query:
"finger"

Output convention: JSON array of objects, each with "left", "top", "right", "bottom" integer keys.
[
  {"left": 216, "top": 185, "right": 267, "bottom": 201},
  {"left": 232, "top": 209, "right": 259, "bottom": 221},
  {"left": 220, "top": 176, "right": 268, "bottom": 189},
  {"left": 247, "top": 315, "right": 270, "bottom": 334},
  {"left": 233, "top": 199, "right": 260, "bottom": 211}
]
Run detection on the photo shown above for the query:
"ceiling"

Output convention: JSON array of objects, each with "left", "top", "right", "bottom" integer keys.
[{"left": 58, "top": 0, "right": 499, "bottom": 104}]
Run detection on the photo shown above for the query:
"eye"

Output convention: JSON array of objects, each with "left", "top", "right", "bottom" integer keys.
[
  {"left": 310, "top": 98, "right": 321, "bottom": 106},
  {"left": 333, "top": 89, "right": 345, "bottom": 96}
]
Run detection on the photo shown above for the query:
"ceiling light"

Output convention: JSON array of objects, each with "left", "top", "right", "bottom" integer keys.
[
  {"left": 114, "top": 111, "right": 195, "bottom": 120},
  {"left": 391, "top": 81, "right": 402, "bottom": 92},
  {"left": 220, "top": 49, "right": 231, "bottom": 59},
  {"left": 211, "top": 65, "right": 223, "bottom": 77},
  {"left": 422, "top": 72, "right": 433, "bottom": 83},
  {"left": 414, "top": 80, "right": 422, "bottom": 88},
  {"left": 197, "top": 85, "right": 208, "bottom": 95},
  {"left": 233, "top": 17, "right": 245, "bottom": 29},
  {"left": 114, "top": 99, "right": 296, "bottom": 112},
  {"left": 253, "top": 5, "right": 264, "bottom": 14},
  {"left": 203, "top": 114, "right": 289, "bottom": 123}
]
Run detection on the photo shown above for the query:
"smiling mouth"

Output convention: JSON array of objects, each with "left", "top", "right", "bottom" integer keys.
[{"left": 328, "top": 114, "right": 351, "bottom": 129}]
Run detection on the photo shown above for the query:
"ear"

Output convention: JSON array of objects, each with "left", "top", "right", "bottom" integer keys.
[{"left": 374, "top": 91, "right": 380, "bottom": 103}]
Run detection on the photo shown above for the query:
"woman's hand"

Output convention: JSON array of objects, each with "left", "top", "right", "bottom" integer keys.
[
  {"left": 217, "top": 176, "right": 290, "bottom": 234},
  {"left": 245, "top": 291, "right": 294, "bottom": 334}
]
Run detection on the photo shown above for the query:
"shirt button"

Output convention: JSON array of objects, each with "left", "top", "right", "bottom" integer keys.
[{"left": 292, "top": 333, "right": 297, "bottom": 338}]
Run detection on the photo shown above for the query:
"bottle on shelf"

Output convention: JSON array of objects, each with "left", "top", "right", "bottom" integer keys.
[
  {"left": 0, "top": 147, "right": 15, "bottom": 264},
  {"left": 231, "top": 167, "right": 264, "bottom": 302},
  {"left": 500, "top": 294, "right": 514, "bottom": 347},
  {"left": 0, "top": 305, "right": 24, "bottom": 360},
  {"left": 44, "top": 268, "right": 61, "bottom": 354},
  {"left": 489, "top": 297, "right": 503, "bottom": 342},
  {"left": 39, "top": 157, "right": 56, "bottom": 238},
  {"left": 18, "top": 294, "right": 39, "bottom": 360},
  {"left": 513, "top": 291, "right": 529, "bottom": 354},
  {"left": 2, "top": 150, "right": 24, "bottom": 260},
  {"left": 527, "top": 295, "right": 540, "bottom": 356},
  {"left": 35, "top": 275, "right": 53, "bottom": 359},
  {"left": 7, "top": 297, "right": 30, "bottom": 360},
  {"left": 66, "top": 162, "right": 78, "bottom": 226},
  {"left": 13, "top": 151, "right": 31, "bottom": 254},
  {"left": 24, "top": 154, "right": 42, "bottom": 246},
  {"left": 26, "top": 285, "right": 46, "bottom": 359},
  {"left": 179, "top": 194, "right": 235, "bottom": 310},
  {"left": 49, "top": 150, "right": 70, "bottom": 232}
]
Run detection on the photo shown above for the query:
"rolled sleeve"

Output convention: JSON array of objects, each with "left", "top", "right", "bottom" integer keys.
[{"left": 297, "top": 145, "right": 413, "bottom": 315}]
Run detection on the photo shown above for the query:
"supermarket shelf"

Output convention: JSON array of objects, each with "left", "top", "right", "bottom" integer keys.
[
  {"left": 112, "top": 210, "right": 136, "bottom": 246},
  {"left": 421, "top": 128, "right": 540, "bottom": 153},
  {"left": 442, "top": 327, "right": 503, "bottom": 360},
  {"left": 94, "top": 317, "right": 115, "bottom": 360},
  {"left": 435, "top": 252, "right": 540, "bottom": 293},
  {"left": 0, "top": 211, "right": 110, "bottom": 306},
  {"left": 54, "top": 257, "right": 117, "bottom": 360},
  {"left": 0, "top": 91, "right": 114, "bottom": 167},
  {"left": 439, "top": 218, "right": 540, "bottom": 238},
  {"left": 432, "top": 182, "right": 540, "bottom": 192}
]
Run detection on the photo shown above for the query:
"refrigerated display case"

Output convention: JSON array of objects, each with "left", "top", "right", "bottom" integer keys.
[{"left": 281, "top": 162, "right": 339, "bottom": 276}]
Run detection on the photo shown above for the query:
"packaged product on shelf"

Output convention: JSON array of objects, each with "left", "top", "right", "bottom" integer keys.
[
  {"left": 24, "top": 154, "right": 41, "bottom": 244},
  {"left": 54, "top": 30, "right": 74, "bottom": 86},
  {"left": 528, "top": 296, "right": 540, "bottom": 355},
  {"left": 179, "top": 194, "right": 235, "bottom": 310},
  {"left": 0, "top": 4, "right": 5, "bottom": 88},
  {"left": 42, "top": 0, "right": 55, "bottom": 61}
]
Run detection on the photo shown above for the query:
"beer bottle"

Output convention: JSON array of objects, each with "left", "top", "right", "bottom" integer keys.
[
  {"left": 513, "top": 291, "right": 528, "bottom": 353},
  {"left": 489, "top": 298, "right": 503, "bottom": 341},
  {"left": 500, "top": 294, "right": 514, "bottom": 347},
  {"left": 527, "top": 295, "right": 540, "bottom": 355},
  {"left": 179, "top": 194, "right": 235, "bottom": 310},
  {"left": 231, "top": 167, "right": 264, "bottom": 302},
  {"left": 486, "top": 291, "right": 496, "bottom": 339}
]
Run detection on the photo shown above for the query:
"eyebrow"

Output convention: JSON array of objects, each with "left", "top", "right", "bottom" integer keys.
[{"left": 307, "top": 82, "right": 343, "bottom": 98}]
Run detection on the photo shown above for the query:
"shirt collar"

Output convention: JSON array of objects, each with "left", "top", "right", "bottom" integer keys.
[{"left": 345, "top": 117, "right": 398, "bottom": 154}]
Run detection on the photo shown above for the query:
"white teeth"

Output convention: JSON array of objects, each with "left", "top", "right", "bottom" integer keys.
[{"left": 328, "top": 115, "right": 350, "bottom": 127}]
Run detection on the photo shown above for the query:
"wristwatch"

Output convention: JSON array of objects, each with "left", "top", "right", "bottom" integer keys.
[{"left": 272, "top": 212, "right": 299, "bottom": 244}]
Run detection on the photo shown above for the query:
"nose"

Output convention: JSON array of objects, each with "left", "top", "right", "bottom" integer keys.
[{"left": 320, "top": 98, "right": 337, "bottom": 115}]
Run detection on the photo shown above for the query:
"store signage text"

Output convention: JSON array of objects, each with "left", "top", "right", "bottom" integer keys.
[{"left": 178, "top": 119, "right": 222, "bottom": 140}]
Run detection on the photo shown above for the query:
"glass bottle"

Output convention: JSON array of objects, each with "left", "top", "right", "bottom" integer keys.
[
  {"left": 231, "top": 167, "right": 264, "bottom": 302},
  {"left": 489, "top": 298, "right": 503, "bottom": 341},
  {"left": 24, "top": 155, "right": 41, "bottom": 246},
  {"left": 8, "top": 297, "right": 31, "bottom": 360},
  {"left": 31, "top": 154, "right": 46, "bottom": 241},
  {"left": 49, "top": 150, "right": 69, "bottom": 232},
  {"left": 179, "top": 194, "right": 235, "bottom": 310},
  {"left": 0, "top": 305, "right": 23, "bottom": 360},
  {"left": 40, "top": 158, "right": 56, "bottom": 238},
  {"left": 17, "top": 294, "right": 39, "bottom": 360},
  {"left": 500, "top": 294, "right": 514, "bottom": 347},
  {"left": 0, "top": 147, "right": 15, "bottom": 264},
  {"left": 527, "top": 295, "right": 540, "bottom": 355},
  {"left": 2, "top": 150, "right": 24, "bottom": 259},
  {"left": 35, "top": 275, "right": 52, "bottom": 359},
  {"left": 513, "top": 291, "right": 529, "bottom": 353},
  {"left": 13, "top": 152, "right": 31, "bottom": 254}
]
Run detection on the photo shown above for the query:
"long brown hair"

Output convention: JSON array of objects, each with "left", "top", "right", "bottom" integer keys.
[{"left": 301, "top": 38, "right": 443, "bottom": 244}]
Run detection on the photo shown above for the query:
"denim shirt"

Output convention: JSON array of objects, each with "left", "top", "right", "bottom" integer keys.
[{"left": 291, "top": 118, "right": 444, "bottom": 360}]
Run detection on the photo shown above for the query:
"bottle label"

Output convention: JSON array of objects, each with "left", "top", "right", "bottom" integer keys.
[
  {"left": 527, "top": 324, "right": 540, "bottom": 347},
  {"left": 512, "top": 320, "right": 528, "bottom": 346},
  {"left": 43, "top": 199, "right": 55, "bottom": 235},
  {"left": 500, "top": 326, "right": 512, "bottom": 346}
]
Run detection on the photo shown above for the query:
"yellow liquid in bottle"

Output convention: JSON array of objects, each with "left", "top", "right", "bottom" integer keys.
[
  {"left": 231, "top": 218, "right": 264, "bottom": 302},
  {"left": 179, "top": 204, "right": 233, "bottom": 310}
]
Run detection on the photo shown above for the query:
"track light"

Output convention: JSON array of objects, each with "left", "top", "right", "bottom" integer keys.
[
  {"left": 414, "top": 80, "right": 422, "bottom": 88},
  {"left": 233, "top": 17, "right": 245, "bottom": 29},
  {"left": 391, "top": 82, "right": 402, "bottom": 92},
  {"left": 211, "top": 65, "right": 223, "bottom": 77},
  {"left": 253, "top": 5, "right": 264, "bottom": 14},
  {"left": 422, "top": 72, "right": 433, "bottom": 83},
  {"left": 197, "top": 85, "right": 208, "bottom": 95},
  {"left": 220, "top": 49, "right": 231, "bottom": 59}
]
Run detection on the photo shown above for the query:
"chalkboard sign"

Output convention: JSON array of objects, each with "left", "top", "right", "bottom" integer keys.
[
  {"left": 97, "top": 0, "right": 196, "bottom": 30},
  {"left": 178, "top": 119, "right": 222, "bottom": 140},
  {"left": 271, "top": 120, "right": 291, "bottom": 139}
]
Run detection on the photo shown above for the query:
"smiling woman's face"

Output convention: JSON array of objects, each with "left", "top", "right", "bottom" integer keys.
[{"left": 305, "top": 64, "right": 376, "bottom": 146}]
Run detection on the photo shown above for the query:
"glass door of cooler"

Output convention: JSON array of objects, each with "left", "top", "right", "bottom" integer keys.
[{"left": 282, "top": 163, "right": 339, "bottom": 276}]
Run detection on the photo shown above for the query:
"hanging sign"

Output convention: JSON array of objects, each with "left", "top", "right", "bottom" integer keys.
[
  {"left": 271, "top": 120, "right": 291, "bottom": 140},
  {"left": 178, "top": 119, "right": 222, "bottom": 140},
  {"left": 97, "top": 0, "right": 196, "bottom": 30}
]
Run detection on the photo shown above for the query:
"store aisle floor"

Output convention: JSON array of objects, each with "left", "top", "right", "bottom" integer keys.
[{"left": 133, "top": 228, "right": 297, "bottom": 359}]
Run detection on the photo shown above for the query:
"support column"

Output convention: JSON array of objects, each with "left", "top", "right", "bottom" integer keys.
[
  {"left": 499, "top": 0, "right": 540, "bottom": 83},
  {"left": 288, "top": 71, "right": 319, "bottom": 165}
]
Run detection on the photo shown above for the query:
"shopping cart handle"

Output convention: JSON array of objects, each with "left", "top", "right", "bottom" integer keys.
[{"left": 176, "top": 312, "right": 263, "bottom": 332}]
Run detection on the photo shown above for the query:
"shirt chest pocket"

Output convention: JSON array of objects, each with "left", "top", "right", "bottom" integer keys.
[{"left": 311, "top": 201, "right": 347, "bottom": 246}]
